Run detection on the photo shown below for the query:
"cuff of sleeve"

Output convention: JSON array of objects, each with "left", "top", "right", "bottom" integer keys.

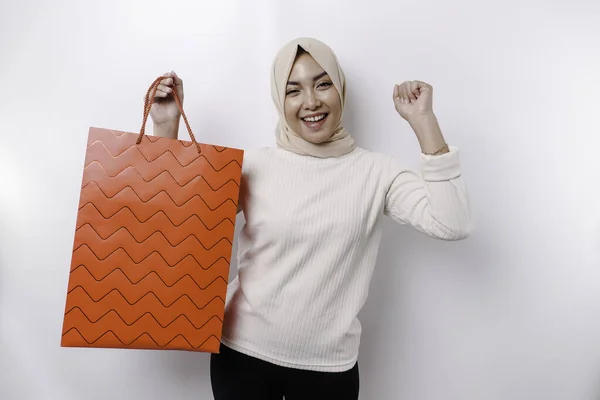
[{"left": 420, "top": 145, "right": 462, "bottom": 181}]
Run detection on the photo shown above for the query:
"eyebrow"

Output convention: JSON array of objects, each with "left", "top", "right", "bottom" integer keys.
[{"left": 287, "top": 71, "right": 329, "bottom": 86}]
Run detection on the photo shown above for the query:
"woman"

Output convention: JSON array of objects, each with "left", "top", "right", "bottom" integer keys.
[{"left": 150, "top": 37, "right": 472, "bottom": 400}]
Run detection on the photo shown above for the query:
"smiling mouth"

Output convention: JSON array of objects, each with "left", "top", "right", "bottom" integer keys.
[{"left": 301, "top": 113, "right": 328, "bottom": 123}]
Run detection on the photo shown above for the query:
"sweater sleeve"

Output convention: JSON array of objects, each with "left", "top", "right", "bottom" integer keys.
[{"left": 383, "top": 146, "right": 473, "bottom": 240}]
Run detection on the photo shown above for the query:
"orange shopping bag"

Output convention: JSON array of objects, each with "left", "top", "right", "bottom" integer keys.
[{"left": 60, "top": 76, "right": 243, "bottom": 352}]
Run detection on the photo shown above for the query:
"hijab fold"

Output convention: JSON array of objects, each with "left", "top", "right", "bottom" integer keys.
[{"left": 270, "top": 37, "right": 355, "bottom": 158}]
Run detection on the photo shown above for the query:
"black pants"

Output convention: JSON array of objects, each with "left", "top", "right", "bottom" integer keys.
[{"left": 210, "top": 344, "right": 360, "bottom": 400}]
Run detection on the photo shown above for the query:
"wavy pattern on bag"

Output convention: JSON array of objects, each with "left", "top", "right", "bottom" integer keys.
[
  {"left": 62, "top": 328, "right": 222, "bottom": 350},
  {"left": 70, "top": 263, "right": 230, "bottom": 292},
  {"left": 97, "top": 129, "right": 237, "bottom": 167},
  {"left": 66, "top": 279, "right": 227, "bottom": 311},
  {"left": 64, "top": 296, "right": 226, "bottom": 330},
  {"left": 77, "top": 198, "right": 234, "bottom": 229},
  {"left": 71, "top": 243, "right": 230, "bottom": 269},
  {"left": 66, "top": 274, "right": 228, "bottom": 308},
  {"left": 86, "top": 139, "right": 242, "bottom": 175},
  {"left": 62, "top": 311, "right": 223, "bottom": 349},
  {"left": 76, "top": 203, "right": 235, "bottom": 246},
  {"left": 75, "top": 222, "right": 233, "bottom": 251},
  {"left": 81, "top": 162, "right": 240, "bottom": 206},
  {"left": 70, "top": 250, "right": 230, "bottom": 279},
  {"left": 61, "top": 127, "right": 243, "bottom": 352},
  {"left": 79, "top": 182, "right": 237, "bottom": 228}
]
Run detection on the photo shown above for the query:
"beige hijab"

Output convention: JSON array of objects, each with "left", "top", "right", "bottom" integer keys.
[{"left": 270, "top": 37, "right": 355, "bottom": 158}]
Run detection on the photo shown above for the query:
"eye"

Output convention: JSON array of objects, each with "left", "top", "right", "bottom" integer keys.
[
  {"left": 318, "top": 81, "right": 333, "bottom": 89},
  {"left": 286, "top": 89, "right": 299, "bottom": 96}
]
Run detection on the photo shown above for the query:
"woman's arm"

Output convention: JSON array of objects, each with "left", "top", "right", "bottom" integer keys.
[
  {"left": 385, "top": 81, "right": 473, "bottom": 240},
  {"left": 394, "top": 80, "right": 449, "bottom": 155},
  {"left": 383, "top": 147, "right": 472, "bottom": 240}
]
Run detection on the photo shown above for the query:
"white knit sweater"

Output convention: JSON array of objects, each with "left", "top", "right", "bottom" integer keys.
[{"left": 220, "top": 145, "right": 472, "bottom": 372}]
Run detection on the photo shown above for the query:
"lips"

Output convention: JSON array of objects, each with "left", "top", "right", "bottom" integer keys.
[
  {"left": 300, "top": 113, "right": 328, "bottom": 130},
  {"left": 301, "top": 113, "right": 327, "bottom": 122}
]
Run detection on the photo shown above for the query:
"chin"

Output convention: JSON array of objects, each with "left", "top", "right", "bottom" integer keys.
[
  {"left": 299, "top": 130, "right": 334, "bottom": 144},
  {"left": 295, "top": 124, "right": 336, "bottom": 144}
]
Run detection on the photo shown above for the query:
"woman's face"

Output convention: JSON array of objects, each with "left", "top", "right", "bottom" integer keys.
[{"left": 284, "top": 52, "right": 342, "bottom": 143}]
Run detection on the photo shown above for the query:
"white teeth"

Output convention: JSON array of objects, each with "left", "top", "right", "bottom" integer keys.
[{"left": 302, "top": 114, "right": 326, "bottom": 122}]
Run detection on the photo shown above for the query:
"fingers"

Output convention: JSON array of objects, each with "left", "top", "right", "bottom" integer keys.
[
  {"left": 409, "top": 81, "right": 421, "bottom": 98},
  {"left": 157, "top": 85, "right": 172, "bottom": 98},
  {"left": 394, "top": 81, "right": 433, "bottom": 103},
  {"left": 398, "top": 82, "right": 413, "bottom": 103},
  {"left": 170, "top": 70, "right": 183, "bottom": 86},
  {"left": 394, "top": 82, "right": 412, "bottom": 104},
  {"left": 161, "top": 70, "right": 183, "bottom": 87},
  {"left": 153, "top": 71, "right": 184, "bottom": 99},
  {"left": 415, "top": 80, "right": 432, "bottom": 93},
  {"left": 152, "top": 82, "right": 171, "bottom": 99},
  {"left": 393, "top": 84, "right": 405, "bottom": 104},
  {"left": 402, "top": 82, "right": 416, "bottom": 102}
]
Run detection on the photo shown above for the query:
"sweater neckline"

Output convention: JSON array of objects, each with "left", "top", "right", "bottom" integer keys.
[{"left": 266, "top": 146, "right": 364, "bottom": 165}]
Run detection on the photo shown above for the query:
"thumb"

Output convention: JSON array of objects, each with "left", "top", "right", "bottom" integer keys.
[{"left": 170, "top": 70, "right": 183, "bottom": 86}]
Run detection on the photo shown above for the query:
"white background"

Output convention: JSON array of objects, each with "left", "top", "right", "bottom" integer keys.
[{"left": 1, "top": 0, "right": 600, "bottom": 399}]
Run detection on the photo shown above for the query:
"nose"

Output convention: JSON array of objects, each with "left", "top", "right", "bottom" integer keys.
[{"left": 303, "top": 90, "right": 320, "bottom": 110}]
